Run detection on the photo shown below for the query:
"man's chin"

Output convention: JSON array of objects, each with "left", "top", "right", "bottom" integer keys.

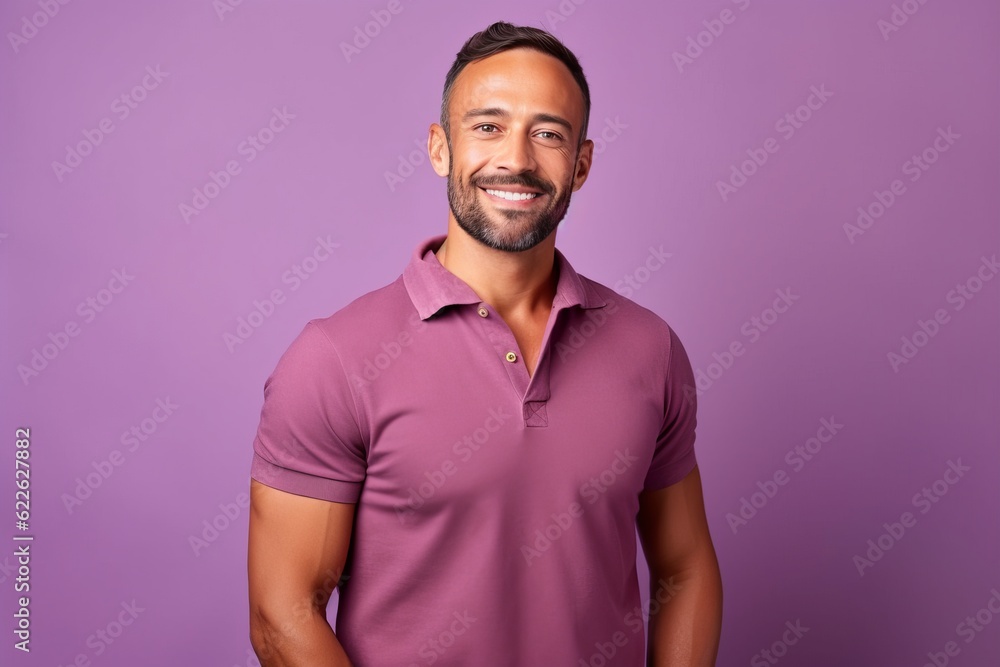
[
  {"left": 491, "top": 223, "right": 559, "bottom": 252},
  {"left": 461, "top": 224, "right": 538, "bottom": 252}
]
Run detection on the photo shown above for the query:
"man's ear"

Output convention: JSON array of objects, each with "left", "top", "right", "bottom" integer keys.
[
  {"left": 428, "top": 124, "right": 450, "bottom": 177},
  {"left": 572, "top": 138, "right": 594, "bottom": 192}
]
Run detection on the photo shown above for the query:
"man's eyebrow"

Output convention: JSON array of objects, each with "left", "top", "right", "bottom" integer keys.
[{"left": 462, "top": 107, "right": 574, "bottom": 134}]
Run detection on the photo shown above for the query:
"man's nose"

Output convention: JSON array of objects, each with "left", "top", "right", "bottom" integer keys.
[{"left": 493, "top": 130, "right": 537, "bottom": 174}]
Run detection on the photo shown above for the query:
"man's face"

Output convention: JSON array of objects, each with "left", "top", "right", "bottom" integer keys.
[{"left": 441, "top": 47, "right": 592, "bottom": 253}]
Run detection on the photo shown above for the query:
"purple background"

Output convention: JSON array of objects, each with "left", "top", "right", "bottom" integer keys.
[{"left": 2, "top": 0, "right": 998, "bottom": 665}]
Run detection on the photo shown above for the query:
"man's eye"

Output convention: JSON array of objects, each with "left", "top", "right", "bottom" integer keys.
[
  {"left": 476, "top": 124, "right": 498, "bottom": 133},
  {"left": 538, "top": 131, "right": 560, "bottom": 140}
]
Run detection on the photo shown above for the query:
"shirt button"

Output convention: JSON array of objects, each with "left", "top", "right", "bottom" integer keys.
[
  {"left": 478, "top": 307, "right": 489, "bottom": 318},
  {"left": 505, "top": 351, "right": 517, "bottom": 363}
]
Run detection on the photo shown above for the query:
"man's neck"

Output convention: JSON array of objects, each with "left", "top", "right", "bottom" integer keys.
[{"left": 434, "top": 222, "right": 558, "bottom": 322}]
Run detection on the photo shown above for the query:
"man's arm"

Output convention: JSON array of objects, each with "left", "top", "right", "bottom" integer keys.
[
  {"left": 248, "top": 479, "right": 356, "bottom": 666},
  {"left": 636, "top": 464, "right": 723, "bottom": 667}
]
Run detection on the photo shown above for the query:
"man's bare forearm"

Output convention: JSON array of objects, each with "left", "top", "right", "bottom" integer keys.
[
  {"left": 646, "top": 563, "right": 723, "bottom": 666},
  {"left": 252, "top": 609, "right": 354, "bottom": 667}
]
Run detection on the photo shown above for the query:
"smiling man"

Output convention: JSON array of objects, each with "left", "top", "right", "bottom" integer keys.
[{"left": 248, "top": 21, "right": 722, "bottom": 667}]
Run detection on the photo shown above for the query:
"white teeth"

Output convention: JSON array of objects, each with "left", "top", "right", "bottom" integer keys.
[{"left": 485, "top": 188, "right": 539, "bottom": 201}]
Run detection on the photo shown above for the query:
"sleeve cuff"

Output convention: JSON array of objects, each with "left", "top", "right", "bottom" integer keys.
[
  {"left": 250, "top": 451, "right": 362, "bottom": 503},
  {"left": 643, "top": 445, "right": 697, "bottom": 492}
]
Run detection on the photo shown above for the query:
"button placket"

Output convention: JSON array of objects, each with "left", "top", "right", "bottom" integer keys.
[
  {"left": 476, "top": 303, "right": 531, "bottom": 403},
  {"left": 473, "top": 302, "right": 559, "bottom": 428}
]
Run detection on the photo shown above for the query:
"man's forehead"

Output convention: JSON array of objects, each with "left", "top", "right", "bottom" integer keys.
[
  {"left": 450, "top": 48, "right": 582, "bottom": 126},
  {"left": 453, "top": 48, "right": 578, "bottom": 105}
]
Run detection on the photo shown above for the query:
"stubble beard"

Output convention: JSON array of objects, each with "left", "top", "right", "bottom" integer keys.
[{"left": 445, "top": 140, "right": 577, "bottom": 253}]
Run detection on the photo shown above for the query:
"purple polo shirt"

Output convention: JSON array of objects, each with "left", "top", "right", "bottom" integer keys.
[{"left": 249, "top": 233, "right": 698, "bottom": 666}]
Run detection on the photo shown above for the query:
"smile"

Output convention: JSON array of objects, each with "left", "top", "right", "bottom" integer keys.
[{"left": 480, "top": 187, "right": 543, "bottom": 203}]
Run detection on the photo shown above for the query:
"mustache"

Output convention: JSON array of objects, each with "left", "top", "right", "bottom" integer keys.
[{"left": 473, "top": 174, "right": 552, "bottom": 194}]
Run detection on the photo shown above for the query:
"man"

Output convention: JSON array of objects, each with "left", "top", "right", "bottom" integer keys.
[{"left": 248, "top": 21, "right": 722, "bottom": 667}]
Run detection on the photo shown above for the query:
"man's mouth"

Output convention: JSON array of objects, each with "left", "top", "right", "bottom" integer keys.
[{"left": 479, "top": 186, "right": 544, "bottom": 203}]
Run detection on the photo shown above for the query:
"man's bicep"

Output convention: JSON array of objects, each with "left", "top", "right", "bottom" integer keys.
[
  {"left": 636, "top": 464, "right": 712, "bottom": 575},
  {"left": 248, "top": 479, "right": 356, "bottom": 619}
]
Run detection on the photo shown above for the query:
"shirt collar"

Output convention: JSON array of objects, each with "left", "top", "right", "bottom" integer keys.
[{"left": 402, "top": 234, "right": 607, "bottom": 320}]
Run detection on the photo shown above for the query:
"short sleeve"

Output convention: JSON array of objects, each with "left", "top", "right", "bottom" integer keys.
[
  {"left": 643, "top": 325, "right": 698, "bottom": 491},
  {"left": 250, "top": 320, "right": 368, "bottom": 503}
]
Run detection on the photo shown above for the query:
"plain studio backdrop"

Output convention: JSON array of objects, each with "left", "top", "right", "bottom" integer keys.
[{"left": 1, "top": 0, "right": 998, "bottom": 665}]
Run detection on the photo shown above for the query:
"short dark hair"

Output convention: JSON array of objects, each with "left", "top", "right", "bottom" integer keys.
[{"left": 440, "top": 21, "right": 591, "bottom": 147}]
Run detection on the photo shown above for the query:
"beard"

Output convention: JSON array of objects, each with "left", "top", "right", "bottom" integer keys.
[{"left": 446, "top": 146, "right": 576, "bottom": 253}]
